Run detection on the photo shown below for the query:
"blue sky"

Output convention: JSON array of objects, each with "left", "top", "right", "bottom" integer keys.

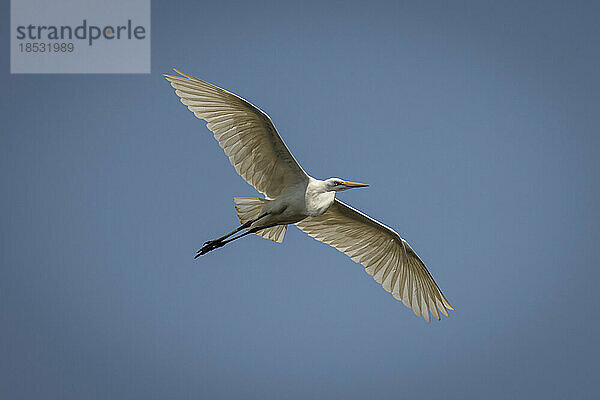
[{"left": 1, "top": 1, "right": 599, "bottom": 399}]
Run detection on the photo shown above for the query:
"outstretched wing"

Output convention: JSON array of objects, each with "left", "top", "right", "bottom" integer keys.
[
  {"left": 164, "top": 69, "right": 308, "bottom": 198},
  {"left": 296, "top": 199, "right": 453, "bottom": 322}
]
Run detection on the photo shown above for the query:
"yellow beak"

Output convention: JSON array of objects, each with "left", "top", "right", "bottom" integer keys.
[{"left": 342, "top": 180, "right": 369, "bottom": 188}]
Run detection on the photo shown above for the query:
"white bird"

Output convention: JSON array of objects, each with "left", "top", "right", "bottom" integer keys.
[{"left": 164, "top": 69, "right": 453, "bottom": 321}]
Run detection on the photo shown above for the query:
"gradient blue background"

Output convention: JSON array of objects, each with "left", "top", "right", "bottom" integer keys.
[{"left": 2, "top": 1, "right": 599, "bottom": 398}]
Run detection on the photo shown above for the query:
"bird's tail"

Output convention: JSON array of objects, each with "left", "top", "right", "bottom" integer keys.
[{"left": 233, "top": 197, "right": 287, "bottom": 243}]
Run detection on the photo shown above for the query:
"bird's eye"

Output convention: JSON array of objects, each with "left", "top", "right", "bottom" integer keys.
[{"left": 336, "top": 181, "right": 343, "bottom": 185}]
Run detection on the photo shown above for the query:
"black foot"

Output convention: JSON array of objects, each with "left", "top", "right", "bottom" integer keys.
[{"left": 195, "top": 240, "right": 225, "bottom": 258}]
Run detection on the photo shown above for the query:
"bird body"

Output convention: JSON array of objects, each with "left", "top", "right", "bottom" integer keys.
[
  {"left": 234, "top": 178, "right": 354, "bottom": 238},
  {"left": 164, "top": 69, "right": 453, "bottom": 322}
]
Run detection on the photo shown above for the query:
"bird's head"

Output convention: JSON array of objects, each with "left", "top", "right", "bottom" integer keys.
[{"left": 325, "top": 178, "right": 369, "bottom": 192}]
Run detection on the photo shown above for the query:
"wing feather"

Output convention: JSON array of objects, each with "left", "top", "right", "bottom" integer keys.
[
  {"left": 165, "top": 69, "right": 308, "bottom": 198},
  {"left": 296, "top": 199, "right": 453, "bottom": 321}
]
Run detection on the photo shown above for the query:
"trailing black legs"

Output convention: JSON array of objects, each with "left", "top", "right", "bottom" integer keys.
[{"left": 195, "top": 214, "right": 273, "bottom": 258}]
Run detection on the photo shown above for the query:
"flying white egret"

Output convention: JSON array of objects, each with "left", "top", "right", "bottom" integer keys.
[{"left": 164, "top": 69, "right": 453, "bottom": 321}]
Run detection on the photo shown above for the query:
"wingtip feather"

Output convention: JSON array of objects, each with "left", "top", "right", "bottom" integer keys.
[{"left": 173, "top": 67, "right": 196, "bottom": 81}]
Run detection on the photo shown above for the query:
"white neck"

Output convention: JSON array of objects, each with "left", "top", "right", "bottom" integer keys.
[{"left": 305, "top": 178, "right": 336, "bottom": 216}]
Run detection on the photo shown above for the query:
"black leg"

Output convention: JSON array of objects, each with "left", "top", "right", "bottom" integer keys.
[
  {"left": 195, "top": 214, "right": 270, "bottom": 258},
  {"left": 203, "top": 212, "right": 269, "bottom": 245},
  {"left": 203, "top": 220, "right": 252, "bottom": 246},
  {"left": 195, "top": 223, "right": 278, "bottom": 258}
]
